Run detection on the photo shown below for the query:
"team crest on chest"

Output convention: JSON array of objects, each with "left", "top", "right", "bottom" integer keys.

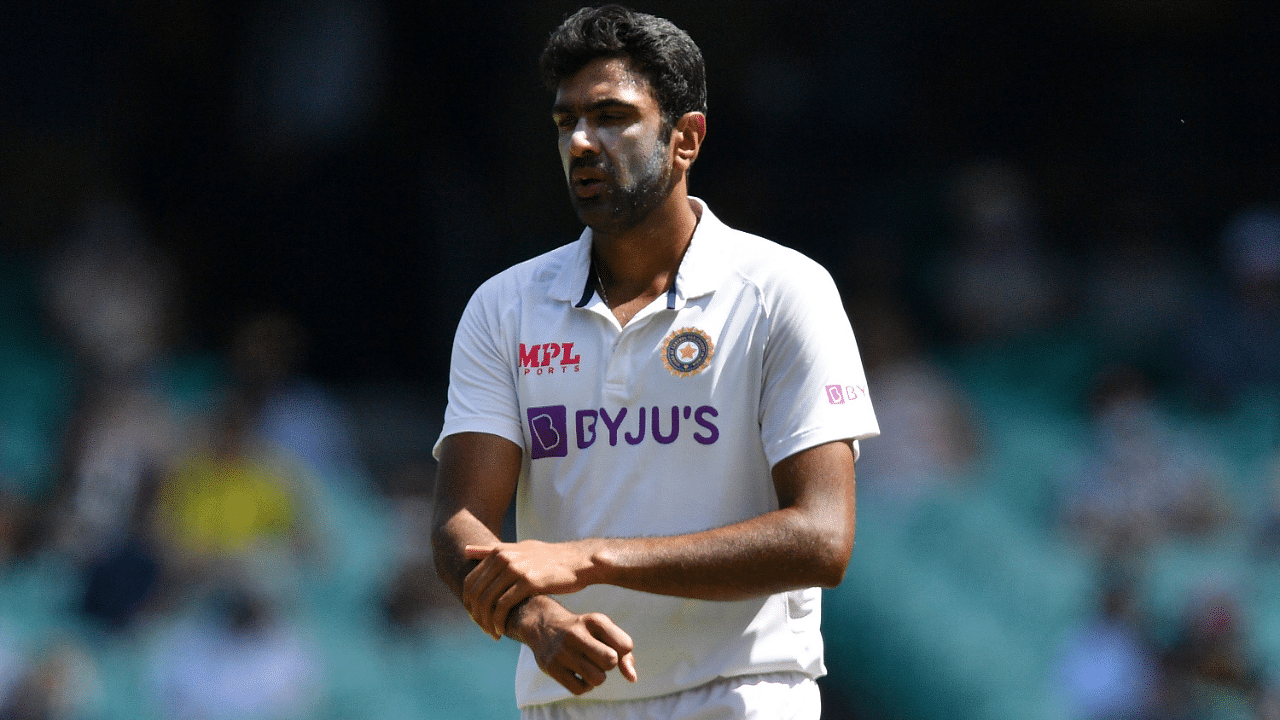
[{"left": 661, "top": 327, "right": 715, "bottom": 378}]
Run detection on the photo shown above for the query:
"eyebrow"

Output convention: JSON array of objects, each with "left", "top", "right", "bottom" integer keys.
[{"left": 551, "top": 98, "right": 641, "bottom": 117}]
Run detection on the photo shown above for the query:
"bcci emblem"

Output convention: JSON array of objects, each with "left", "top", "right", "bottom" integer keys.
[{"left": 661, "top": 327, "right": 715, "bottom": 378}]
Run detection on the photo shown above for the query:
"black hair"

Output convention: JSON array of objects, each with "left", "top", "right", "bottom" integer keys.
[{"left": 540, "top": 4, "right": 707, "bottom": 131}]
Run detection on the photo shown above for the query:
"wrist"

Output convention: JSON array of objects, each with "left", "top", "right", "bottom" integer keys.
[
  {"left": 577, "top": 537, "right": 613, "bottom": 587},
  {"left": 506, "top": 594, "right": 559, "bottom": 643},
  {"left": 583, "top": 536, "right": 626, "bottom": 588}
]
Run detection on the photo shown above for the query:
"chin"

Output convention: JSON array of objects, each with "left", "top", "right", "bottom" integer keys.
[{"left": 570, "top": 197, "right": 612, "bottom": 228}]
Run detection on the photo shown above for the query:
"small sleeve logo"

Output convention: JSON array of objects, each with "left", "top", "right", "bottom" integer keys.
[{"left": 825, "top": 384, "right": 868, "bottom": 405}]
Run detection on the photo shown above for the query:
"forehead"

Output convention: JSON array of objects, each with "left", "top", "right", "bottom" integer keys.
[{"left": 553, "top": 56, "right": 659, "bottom": 112}]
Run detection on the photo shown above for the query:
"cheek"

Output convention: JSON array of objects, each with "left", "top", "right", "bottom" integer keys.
[
  {"left": 558, "top": 140, "right": 573, "bottom": 177},
  {"left": 609, "top": 134, "right": 654, "bottom": 179}
]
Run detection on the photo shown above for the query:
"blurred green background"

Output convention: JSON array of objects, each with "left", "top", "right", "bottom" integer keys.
[{"left": 2, "top": 1, "right": 1279, "bottom": 718}]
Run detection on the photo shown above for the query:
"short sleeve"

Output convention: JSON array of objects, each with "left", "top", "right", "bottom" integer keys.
[
  {"left": 758, "top": 258, "right": 879, "bottom": 467},
  {"left": 432, "top": 281, "right": 526, "bottom": 458}
]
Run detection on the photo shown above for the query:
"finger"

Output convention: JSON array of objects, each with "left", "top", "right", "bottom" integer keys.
[
  {"left": 564, "top": 650, "right": 608, "bottom": 688},
  {"left": 492, "top": 583, "right": 535, "bottom": 638},
  {"left": 461, "top": 561, "right": 497, "bottom": 631},
  {"left": 545, "top": 664, "right": 591, "bottom": 696},
  {"left": 464, "top": 561, "right": 511, "bottom": 639},
  {"left": 462, "top": 552, "right": 507, "bottom": 612},
  {"left": 462, "top": 552, "right": 500, "bottom": 600},
  {"left": 541, "top": 652, "right": 604, "bottom": 696},
  {"left": 475, "top": 569, "right": 522, "bottom": 638},
  {"left": 464, "top": 544, "right": 497, "bottom": 559},
  {"left": 583, "top": 613, "right": 638, "bottom": 681},
  {"left": 584, "top": 613, "right": 635, "bottom": 656},
  {"left": 555, "top": 666, "right": 593, "bottom": 696},
  {"left": 619, "top": 651, "right": 638, "bottom": 683}
]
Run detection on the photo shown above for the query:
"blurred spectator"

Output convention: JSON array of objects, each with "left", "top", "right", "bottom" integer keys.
[
  {"left": 0, "top": 630, "right": 27, "bottom": 711},
  {"left": 850, "top": 296, "right": 983, "bottom": 505},
  {"left": 77, "top": 523, "right": 163, "bottom": 632},
  {"left": 1055, "top": 569, "right": 1163, "bottom": 720},
  {"left": 0, "top": 640, "right": 102, "bottom": 720},
  {"left": 41, "top": 198, "right": 180, "bottom": 382},
  {"left": 0, "top": 491, "right": 32, "bottom": 565},
  {"left": 227, "top": 309, "right": 362, "bottom": 485},
  {"left": 39, "top": 197, "right": 185, "bottom": 563},
  {"left": 45, "top": 380, "right": 178, "bottom": 566},
  {"left": 1179, "top": 205, "right": 1280, "bottom": 408},
  {"left": 1158, "top": 588, "right": 1279, "bottom": 720},
  {"left": 929, "top": 158, "right": 1072, "bottom": 345},
  {"left": 1058, "top": 365, "right": 1231, "bottom": 554},
  {"left": 148, "top": 581, "right": 321, "bottom": 720},
  {"left": 1082, "top": 223, "right": 1201, "bottom": 368},
  {"left": 154, "top": 396, "right": 323, "bottom": 589},
  {"left": 377, "top": 461, "right": 466, "bottom": 635},
  {"left": 1252, "top": 452, "right": 1280, "bottom": 561},
  {"left": 34, "top": 197, "right": 196, "bottom": 631}
]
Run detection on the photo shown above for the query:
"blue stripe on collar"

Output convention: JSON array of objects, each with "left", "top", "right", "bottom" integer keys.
[{"left": 575, "top": 259, "right": 596, "bottom": 308}]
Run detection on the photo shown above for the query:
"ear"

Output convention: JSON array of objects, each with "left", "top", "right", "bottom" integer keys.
[{"left": 671, "top": 111, "right": 706, "bottom": 171}]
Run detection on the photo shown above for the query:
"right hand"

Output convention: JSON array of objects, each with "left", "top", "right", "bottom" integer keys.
[{"left": 511, "top": 597, "right": 639, "bottom": 695}]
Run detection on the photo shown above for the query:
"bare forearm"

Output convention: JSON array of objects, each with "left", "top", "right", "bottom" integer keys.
[
  {"left": 432, "top": 508, "right": 501, "bottom": 600},
  {"left": 585, "top": 506, "right": 852, "bottom": 601},
  {"left": 587, "top": 442, "right": 857, "bottom": 600},
  {"left": 431, "top": 432, "right": 523, "bottom": 603}
]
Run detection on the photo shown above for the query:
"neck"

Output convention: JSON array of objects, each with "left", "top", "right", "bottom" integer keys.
[{"left": 591, "top": 188, "right": 700, "bottom": 307}]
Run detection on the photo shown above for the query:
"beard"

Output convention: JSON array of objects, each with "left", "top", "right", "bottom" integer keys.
[{"left": 568, "top": 139, "right": 676, "bottom": 236}]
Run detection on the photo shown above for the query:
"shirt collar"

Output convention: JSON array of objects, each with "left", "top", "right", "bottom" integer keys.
[
  {"left": 550, "top": 197, "right": 733, "bottom": 308},
  {"left": 674, "top": 198, "right": 733, "bottom": 302}
]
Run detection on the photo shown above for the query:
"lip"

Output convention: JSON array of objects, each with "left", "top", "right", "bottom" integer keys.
[
  {"left": 574, "top": 179, "right": 604, "bottom": 199},
  {"left": 571, "top": 168, "right": 607, "bottom": 198}
]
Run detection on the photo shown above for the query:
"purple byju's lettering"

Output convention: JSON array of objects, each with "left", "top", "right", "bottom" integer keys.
[
  {"left": 652, "top": 406, "right": 679, "bottom": 444},
  {"left": 576, "top": 409, "right": 598, "bottom": 449},
  {"left": 529, "top": 405, "right": 720, "bottom": 457},
  {"left": 527, "top": 405, "right": 569, "bottom": 459},
  {"left": 693, "top": 405, "right": 719, "bottom": 444},
  {"left": 599, "top": 407, "right": 627, "bottom": 446}
]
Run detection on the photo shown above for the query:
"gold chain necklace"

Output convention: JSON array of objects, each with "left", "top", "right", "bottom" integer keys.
[{"left": 595, "top": 264, "right": 611, "bottom": 308}]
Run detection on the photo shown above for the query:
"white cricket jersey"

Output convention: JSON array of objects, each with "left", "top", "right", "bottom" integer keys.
[{"left": 435, "top": 199, "right": 879, "bottom": 708}]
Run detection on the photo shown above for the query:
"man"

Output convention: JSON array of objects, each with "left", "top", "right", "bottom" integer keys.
[{"left": 431, "top": 6, "right": 879, "bottom": 719}]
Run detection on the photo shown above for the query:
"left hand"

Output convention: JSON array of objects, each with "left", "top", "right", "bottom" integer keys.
[{"left": 463, "top": 540, "right": 597, "bottom": 639}]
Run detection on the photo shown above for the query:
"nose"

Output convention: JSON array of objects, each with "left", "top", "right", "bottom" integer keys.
[{"left": 568, "top": 119, "right": 598, "bottom": 157}]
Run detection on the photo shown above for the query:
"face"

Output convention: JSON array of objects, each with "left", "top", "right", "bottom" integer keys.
[{"left": 552, "top": 57, "right": 677, "bottom": 235}]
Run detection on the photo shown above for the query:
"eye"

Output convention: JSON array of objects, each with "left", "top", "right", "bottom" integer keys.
[{"left": 553, "top": 115, "right": 576, "bottom": 130}]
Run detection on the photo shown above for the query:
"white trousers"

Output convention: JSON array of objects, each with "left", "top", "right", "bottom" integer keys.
[{"left": 520, "top": 672, "right": 820, "bottom": 720}]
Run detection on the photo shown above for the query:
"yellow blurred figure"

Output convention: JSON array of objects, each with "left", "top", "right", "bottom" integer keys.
[{"left": 159, "top": 452, "right": 297, "bottom": 556}]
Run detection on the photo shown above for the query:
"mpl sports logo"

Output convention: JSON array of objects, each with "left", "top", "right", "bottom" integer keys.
[
  {"left": 520, "top": 342, "right": 581, "bottom": 375},
  {"left": 825, "top": 384, "right": 868, "bottom": 405},
  {"left": 527, "top": 403, "right": 721, "bottom": 459}
]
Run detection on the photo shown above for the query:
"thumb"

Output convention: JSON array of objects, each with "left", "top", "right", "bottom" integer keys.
[{"left": 619, "top": 650, "right": 638, "bottom": 682}]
